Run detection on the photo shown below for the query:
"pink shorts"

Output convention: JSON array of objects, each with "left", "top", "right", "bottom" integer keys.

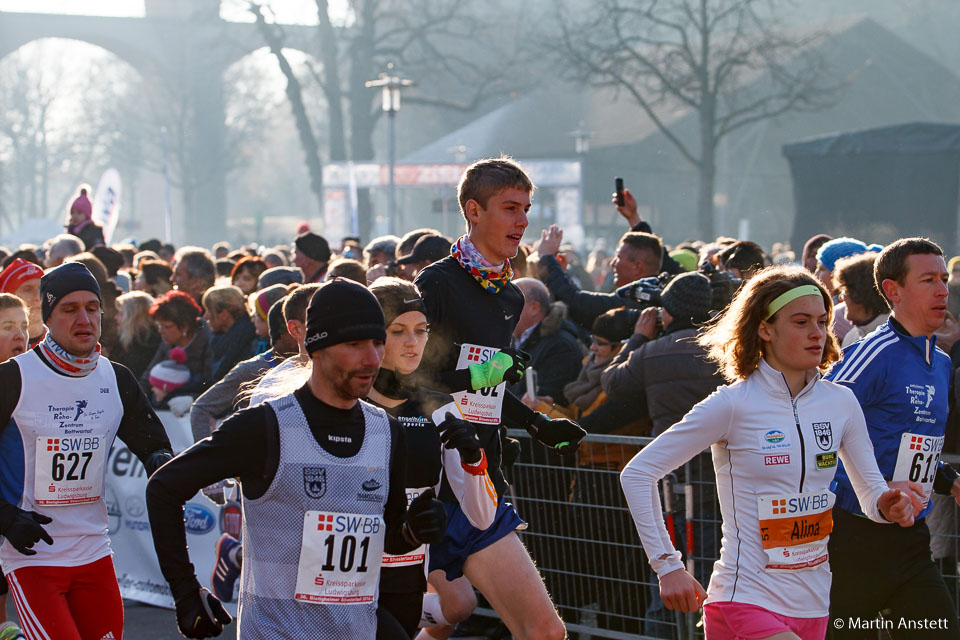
[{"left": 703, "top": 602, "right": 827, "bottom": 640}]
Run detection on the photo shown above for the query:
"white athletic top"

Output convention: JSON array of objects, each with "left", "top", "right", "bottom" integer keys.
[
  {"left": 0, "top": 350, "right": 123, "bottom": 572},
  {"left": 620, "top": 359, "right": 890, "bottom": 618}
]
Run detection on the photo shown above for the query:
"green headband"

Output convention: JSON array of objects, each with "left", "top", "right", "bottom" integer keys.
[{"left": 764, "top": 284, "right": 822, "bottom": 321}]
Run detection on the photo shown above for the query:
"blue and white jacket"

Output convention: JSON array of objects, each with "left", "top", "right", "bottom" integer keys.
[{"left": 829, "top": 319, "right": 954, "bottom": 519}]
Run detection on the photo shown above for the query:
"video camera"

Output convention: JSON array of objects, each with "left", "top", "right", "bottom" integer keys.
[{"left": 615, "top": 262, "right": 743, "bottom": 315}]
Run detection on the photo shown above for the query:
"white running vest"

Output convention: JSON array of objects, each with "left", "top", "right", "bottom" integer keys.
[
  {"left": 0, "top": 350, "right": 123, "bottom": 573},
  {"left": 238, "top": 394, "right": 391, "bottom": 640}
]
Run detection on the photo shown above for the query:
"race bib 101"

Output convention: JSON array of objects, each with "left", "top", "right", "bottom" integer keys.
[
  {"left": 451, "top": 343, "right": 505, "bottom": 425},
  {"left": 34, "top": 436, "right": 106, "bottom": 506},
  {"left": 892, "top": 432, "right": 944, "bottom": 506},
  {"left": 295, "top": 511, "right": 385, "bottom": 605},
  {"left": 757, "top": 490, "right": 834, "bottom": 571}
]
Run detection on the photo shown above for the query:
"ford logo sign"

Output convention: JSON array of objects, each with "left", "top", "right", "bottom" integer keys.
[{"left": 183, "top": 503, "right": 216, "bottom": 535}]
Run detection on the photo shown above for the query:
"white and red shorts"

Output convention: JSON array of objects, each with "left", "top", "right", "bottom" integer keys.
[{"left": 5, "top": 555, "right": 123, "bottom": 640}]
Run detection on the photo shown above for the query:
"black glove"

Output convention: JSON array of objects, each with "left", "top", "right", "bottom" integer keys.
[
  {"left": 438, "top": 413, "right": 482, "bottom": 464},
  {"left": 404, "top": 488, "right": 447, "bottom": 545},
  {"left": 501, "top": 434, "right": 522, "bottom": 469},
  {"left": 499, "top": 348, "right": 531, "bottom": 385},
  {"left": 0, "top": 506, "right": 53, "bottom": 556},
  {"left": 526, "top": 412, "right": 586, "bottom": 457},
  {"left": 175, "top": 586, "right": 232, "bottom": 639},
  {"left": 144, "top": 448, "right": 174, "bottom": 477}
]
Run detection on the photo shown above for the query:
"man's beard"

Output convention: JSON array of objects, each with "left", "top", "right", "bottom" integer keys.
[{"left": 330, "top": 366, "right": 379, "bottom": 401}]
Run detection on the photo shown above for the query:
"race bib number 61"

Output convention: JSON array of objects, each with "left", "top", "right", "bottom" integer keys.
[{"left": 892, "top": 432, "right": 944, "bottom": 505}]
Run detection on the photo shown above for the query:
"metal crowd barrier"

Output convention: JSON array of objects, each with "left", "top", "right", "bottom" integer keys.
[{"left": 471, "top": 433, "right": 960, "bottom": 640}]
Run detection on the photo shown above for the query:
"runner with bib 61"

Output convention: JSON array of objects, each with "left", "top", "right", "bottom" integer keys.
[{"left": 620, "top": 265, "right": 922, "bottom": 640}]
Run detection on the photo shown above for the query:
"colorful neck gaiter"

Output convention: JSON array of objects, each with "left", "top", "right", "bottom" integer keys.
[
  {"left": 41, "top": 332, "right": 101, "bottom": 377},
  {"left": 451, "top": 235, "right": 514, "bottom": 294}
]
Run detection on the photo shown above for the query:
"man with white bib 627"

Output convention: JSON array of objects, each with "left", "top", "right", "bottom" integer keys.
[{"left": 0, "top": 262, "right": 174, "bottom": 640}]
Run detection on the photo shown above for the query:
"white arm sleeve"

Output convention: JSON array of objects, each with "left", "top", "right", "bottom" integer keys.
[
  {"left": 620, "top": 387, "right": 732, "bottom": 577},
  {"left": 432, "top": 403, "right": 498, "bottom": 530},
  {"left": 441, "top": 447, "right": 498, "bottom": 529},
  {"left": 836, "top": 391, "right": 889, "bottom": 524}
]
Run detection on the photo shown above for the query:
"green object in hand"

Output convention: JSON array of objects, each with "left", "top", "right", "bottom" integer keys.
[{"left": 469, "top": 351, "right": 521, "bottom": 390}]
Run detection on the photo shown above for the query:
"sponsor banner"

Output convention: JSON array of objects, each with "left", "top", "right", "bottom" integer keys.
[
  {"left": 323, "top": 160, "right": 581, "bottom": 188},
  {"left": 107, "top": 411, "right": 239, "bottom": 615}
]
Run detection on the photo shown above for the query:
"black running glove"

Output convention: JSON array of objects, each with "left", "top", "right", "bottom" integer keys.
[
  {"left": 175, "top": 586, "right": 232, "bottom": 639},
  {"left": 438, "top": 413, "right": 482, "bottom": 464},
  {"left": 403, "top": 488, "right": 447, "bottom": 545},
  {"left": 0, "top": 505, "right": 53, "bottom": 556},
  {"left": 501, "top": 434, "right": 522, "bottom": 469},
  {"left": 526, "top": 412, "right": 586, "bottom": 457}
]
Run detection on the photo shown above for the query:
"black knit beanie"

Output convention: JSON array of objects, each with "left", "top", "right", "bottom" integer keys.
[
  {"left": 268, "top": 298, "right": 288, "bottom": 345},
  {"left": 41, "top": 262, "right": 102, "bottom": 321},
  {"left": 295, "top": 232, "right": 331, "bottom": 263},
  {"left": 305, "top": 278, "right": 386, "bottom": 355},
  {"left": 660, "top": 272, "right": 712, "bottom": 322}
]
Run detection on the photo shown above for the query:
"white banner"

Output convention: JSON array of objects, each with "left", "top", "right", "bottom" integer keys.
[
  {"left": 106, "top": 411, "right": 240, "bottom": 614},
  {"left": 92, "top": 168, "right": 122, "bottom": 246}
]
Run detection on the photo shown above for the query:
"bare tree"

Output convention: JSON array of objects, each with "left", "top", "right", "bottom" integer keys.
[
  {"left": 246, "top": 0, "right": 530, "bottom": 238},
  {"left": 0, "top": 42, "right": 130, "bottom": 231},
  {"left": 551, "top": 0, "right": 841, "bottom": 239},
  {"left": 249, "top": 2, "right": 327, "bottom": 216}
]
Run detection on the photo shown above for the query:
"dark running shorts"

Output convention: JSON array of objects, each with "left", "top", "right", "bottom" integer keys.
[{"left": 428, "top": 499, "right": 526, "bottom": 581}]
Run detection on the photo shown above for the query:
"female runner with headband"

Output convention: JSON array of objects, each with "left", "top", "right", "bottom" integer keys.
[{"left": 620, "top": 265, "right": 923, "bottom": 640}]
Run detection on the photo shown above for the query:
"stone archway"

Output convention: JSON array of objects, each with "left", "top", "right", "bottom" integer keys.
[{"left": 0, "top": 3, "right": 318, "bottom": 245}]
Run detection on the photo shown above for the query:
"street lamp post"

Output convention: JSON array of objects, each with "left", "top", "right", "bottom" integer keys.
[
  {"left": 366, "top": 63, "right": 414, "bottom": 236},
  {"left": 569, "top": 121, "right": 591, "bottom": 233}
]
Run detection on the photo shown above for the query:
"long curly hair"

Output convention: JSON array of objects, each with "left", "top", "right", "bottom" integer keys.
[{"left": 698, "top": 265, "right": 841, "bottom": 382}]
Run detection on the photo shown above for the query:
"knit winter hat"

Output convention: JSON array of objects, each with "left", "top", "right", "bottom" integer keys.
[
  {"left": 254, "top": 284, "right": 288, "bottom": 322},
  {"left": 815, "top": 237, "right": 882, "bottom": 274},
  {"left": 258, "top": 266, "right": 303, "bottom": 289},
  {"left": 802, "top": 233, "right": 833, "bottom": 261},
  {"left": 0, "top": 258, "right": 43, "bottom": 294},
  {"left": 669, "top": 249, "right": 699, "bottom": 273},
  {"left": 304, "top": 278, "right": 385, "bottom": 355},
  {"left": 70, "top": 188, "right": 93, "bottom": 218},
  {"left": 40, "top": 262, "right": 102, "bottom": 321},
  {"left": 148, "top": 347, "right": 190, "bottom": 392},
  {"left": 660, "top": 272, "right": 712, "bottom": 322},
  {"left": 295, "top": 232, "right": 331, "bottom": 263}
]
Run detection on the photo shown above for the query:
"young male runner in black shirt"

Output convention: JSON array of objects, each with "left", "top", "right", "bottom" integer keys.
[{"left": 414, "top": 157, "right": 585, "bottom": 640}]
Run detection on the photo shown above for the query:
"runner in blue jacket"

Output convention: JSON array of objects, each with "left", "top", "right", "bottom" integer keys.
[{"left": 828, "top": 237, "right": 960, "bottom": 638}]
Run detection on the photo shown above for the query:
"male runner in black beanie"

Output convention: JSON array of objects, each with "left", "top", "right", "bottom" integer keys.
[{"left": 146, "top": 278, "right": 447, "bottom": 639}]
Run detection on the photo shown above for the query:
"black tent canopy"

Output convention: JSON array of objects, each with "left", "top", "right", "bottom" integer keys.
[{"left": 784, "top": 122, "right": 960, "bottom": 253}]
